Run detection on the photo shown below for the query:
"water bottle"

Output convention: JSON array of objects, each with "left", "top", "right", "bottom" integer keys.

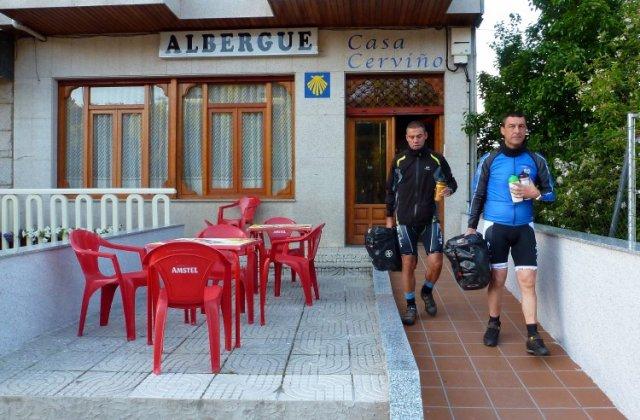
[
  {"left": 434, "top": 167, "right": 446, "bottom": 201},
  {"left": 508, "top": 175, "right": 522, "bottom": 203},
  {"left": 518, "top": 170, "right": 531, "bottom": 200}
]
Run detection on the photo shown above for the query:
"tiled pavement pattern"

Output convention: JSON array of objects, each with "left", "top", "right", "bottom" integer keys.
[
  {"left": 391, "top": 250, "right": 626, "bottom": 420},
  {"left": 0, "top": 272, "right": 389, "bottom": 418}
]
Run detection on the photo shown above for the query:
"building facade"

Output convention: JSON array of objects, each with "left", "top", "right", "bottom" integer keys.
[{"left": 0, "top": 0, "right": 483, "bottom": 246}]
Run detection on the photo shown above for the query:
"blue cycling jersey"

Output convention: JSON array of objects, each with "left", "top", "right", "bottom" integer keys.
[{"left": 468, "top": 147, "right": 555, "bottom": 228}]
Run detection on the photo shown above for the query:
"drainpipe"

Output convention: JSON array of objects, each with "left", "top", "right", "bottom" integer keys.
[
  {"left": 468, "top": 27, "right": 477, "bottom": 206},
  {"left": 11, "top": 19, "right": 46, "bottom": 42}
]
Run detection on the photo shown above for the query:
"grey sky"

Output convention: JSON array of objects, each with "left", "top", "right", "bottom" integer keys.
[{"left": 476, "top": 0, "right": 540, "bottom": 110}]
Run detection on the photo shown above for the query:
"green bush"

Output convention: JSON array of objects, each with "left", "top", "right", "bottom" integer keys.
[{"left": 466, "top": 0, "right": 640, "bottom": 239}]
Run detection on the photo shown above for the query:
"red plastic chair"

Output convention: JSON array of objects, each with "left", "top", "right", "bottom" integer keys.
[
  {"left": 196, "top": 224, "right": 259, "bottom": 325},
  {"left": 216, "top": 196, "right": 261, "bottom": 230},
  {"left": 263, "top": 217, "right": 303, "bottom": 285},
  {"left": 260, "top": 224, "right": 325, "bottom": 323},
  {"left": 69, "top": 229, "right": 147, "bottom": 341},
  {"left": 145, "top": 242, "right": 231, "bottom": 374}
]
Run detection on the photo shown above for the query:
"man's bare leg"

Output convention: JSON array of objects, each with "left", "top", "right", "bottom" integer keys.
[
  {"left": 483, "top": 268, "right": 507, "bottom": 347},
  {"left": 515, "top": 269, "right": 537, "bottom": 324},
  {"left": 421, "top": 253, "right": 443, "bottom": 316},
  {"left": 515, "top": 268, "right": 549, "bottom": 355},
  {"left": 488, "top": 268, "right": 508, "bottom": 317},
  {"left": 400, "top": 255, "right": 418, "bottom": 325}
]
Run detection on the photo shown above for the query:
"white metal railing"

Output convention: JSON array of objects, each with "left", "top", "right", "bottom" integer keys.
[{"left": 0, "top": 188, "right": 175, "bottom": 251}]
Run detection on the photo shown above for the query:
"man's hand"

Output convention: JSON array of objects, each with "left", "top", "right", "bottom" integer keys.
[
  {"left": 386, "top": 217, "right": 395, "bottom": 228},
  {"left": 510, "top": 183, "right": 540, "bottom": 200},
  {"left": 441, "top": 187, "right": 453, "bottom": 198},
  {"left": 465, "top": 228, "right": 476, "bottom": 236}
]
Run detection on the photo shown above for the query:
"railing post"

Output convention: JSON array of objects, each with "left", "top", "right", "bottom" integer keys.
[
  {"left": 50, "top": 194, "right": 69, "bottom": 243},
  {"left": 1, "top": 195, "right": 19, "bottom": 250},
  {"left": 75, "top": 194, "right": 93, "bottom": 231},
  {"left": 152, "top": 194, "right": 171, "bottom": 228},
  {"left": 125, "top": 194, "right": 144, "bottom": 232},
  {"left": 628, "top": 113, "right": 637, "bottom": 248},
  {"left": 25, "top": 195, "right": 45, "bottom": 245},
  {"left": 100, "top": 194, "right": 119, "bottom": 232}
]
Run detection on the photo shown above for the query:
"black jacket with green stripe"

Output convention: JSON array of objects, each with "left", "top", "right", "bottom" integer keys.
[{"left": 385, "top": 146, "right": 457, "bottom": 225}]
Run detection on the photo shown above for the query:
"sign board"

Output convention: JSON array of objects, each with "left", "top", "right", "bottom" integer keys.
[
  {"left": 304, "top": 72, "right": 330, "bottom": 98},
  {"left": 159, "top": 28, "right": 318, "bottom": 58},
  {"left": 342, "top": 30, "right": 445, "bottom": 72}
]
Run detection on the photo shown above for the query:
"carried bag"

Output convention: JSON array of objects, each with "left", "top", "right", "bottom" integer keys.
[
  {"left": 444, "top": 232, "right": 491, "bottom": 290},
  {"left": 364, "top": 226, "right": 402, "bottom": 271}
]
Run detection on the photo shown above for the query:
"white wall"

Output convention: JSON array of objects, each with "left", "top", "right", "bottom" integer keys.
[
  {"left": 12, "top": 28, "right": 472, "bottom": 245},
  {"left": 504, "top": 225, "right": 640, "bottom": 418},
  {"left": 0, "top": 80, "right": 12, "bottom": 187},
  {"left": 0, "top": 225, "right": 183, "bottom": 356}
]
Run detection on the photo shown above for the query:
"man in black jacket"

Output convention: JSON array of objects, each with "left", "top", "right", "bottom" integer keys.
[{"left": 385, "top": 121, "right": 458, "bottom": 325}]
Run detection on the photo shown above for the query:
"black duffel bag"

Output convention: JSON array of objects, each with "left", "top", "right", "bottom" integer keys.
[
  {"left": 444, "top": 232, "right": 491, "bottom": 290},
  {"left": 364, "top": 226, "right": 402, "bottom": 271}
]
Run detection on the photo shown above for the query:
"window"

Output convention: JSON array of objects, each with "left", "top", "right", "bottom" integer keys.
[
  {"left": 180, "top": 82, "right": 293, "bottom": 197},
  {"left": 58, "top": 79, "right": 294, "bottom": 198}
]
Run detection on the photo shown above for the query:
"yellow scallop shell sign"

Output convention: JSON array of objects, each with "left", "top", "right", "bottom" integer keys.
[{"left": 304, "top": 72, "right": 330, "bottom": 98}]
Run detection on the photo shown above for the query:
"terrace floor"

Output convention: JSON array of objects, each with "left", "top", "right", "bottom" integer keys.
[
  {"left": 0, "top": 271, "right": 388, "bottom": 419},
  {"left": 391, "top": 250, "right": 626, "bottom": 420}
]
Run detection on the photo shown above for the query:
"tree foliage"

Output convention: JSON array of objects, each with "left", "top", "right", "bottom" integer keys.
[{"left": 466, "top": 0, "right": 640, "bottom": 237}]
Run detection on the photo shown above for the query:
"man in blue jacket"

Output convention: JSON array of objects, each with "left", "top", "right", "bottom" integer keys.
[{"left": 466, "top": 112, "right": 555, "bottom": 356}]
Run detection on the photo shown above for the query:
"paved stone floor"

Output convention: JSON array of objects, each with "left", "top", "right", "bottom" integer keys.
[
  {"left": 0, "top": 272, "right": 389, "bottom": 418},
  {"left": 391, "top": 251, "right": 626, "bottom": 420}
]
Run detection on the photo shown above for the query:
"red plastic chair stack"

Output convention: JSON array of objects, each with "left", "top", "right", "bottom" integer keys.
[
  {"left": 69, "top": 229, "right": 147, "bottom": 341},
  {"left": 216, "top": 196, "right": 261, "bottom": 230},
  {"left": 144, "top": 242, "right": 232, "bottom": 374},
  {"left": 263, "top": 216, "right": 304, "bottom": 285},
  {"left": 260, "top": 223, "right": 325, "bottom": 323},
  {"left": 196, "top": 224, "right": 259, "bottom": 325}
]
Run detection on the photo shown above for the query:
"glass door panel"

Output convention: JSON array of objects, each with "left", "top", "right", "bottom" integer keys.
[
  {"left": 354, "top": 121, "right": 388, "bottom": 204},
  {"left": 346, "top": 117, "right": 394, "bottom": 244}
]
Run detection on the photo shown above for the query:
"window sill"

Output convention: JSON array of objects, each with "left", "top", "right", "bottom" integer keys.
[{"left": 174, "top": 198, "right": 296, "bottom": 203}]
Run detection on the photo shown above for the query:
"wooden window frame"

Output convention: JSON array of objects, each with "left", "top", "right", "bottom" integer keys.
[
  {"left": 177, "top": 80, "right": 293, "bottom": 199},
  {"left": 58, "top": 77, "right": 295, "bottom": 200}
]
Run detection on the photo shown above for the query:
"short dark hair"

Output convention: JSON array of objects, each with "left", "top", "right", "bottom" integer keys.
[
  {"left": 406, "top": 120, "right": 426, "bottom": 133},
  {"left": 500, "top": 111, "right": 527, "bottom": 127},
  {"left": 501, "top": 112, "right": 526, "bottom": 126}
]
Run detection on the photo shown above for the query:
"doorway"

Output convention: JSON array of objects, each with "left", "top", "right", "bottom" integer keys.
[{"left": 346, "top": 115, "right": 443, "bottom": 244}]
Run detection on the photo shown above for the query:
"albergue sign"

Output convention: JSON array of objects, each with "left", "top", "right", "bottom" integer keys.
[{"left": 159, "top": 28, "right": 318, "bottom": 58}]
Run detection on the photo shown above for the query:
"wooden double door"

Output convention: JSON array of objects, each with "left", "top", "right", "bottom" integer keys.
[{"left": 346, "top": 115, "right": 442, "bottom": 244}]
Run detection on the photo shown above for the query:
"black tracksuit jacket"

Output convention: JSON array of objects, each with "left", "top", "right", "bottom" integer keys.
[{"left": 385, "top": 146, "right": 458, "bottom": 225}]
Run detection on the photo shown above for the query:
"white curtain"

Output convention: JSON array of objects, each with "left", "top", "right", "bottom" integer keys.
[
  {"left": 271, "top": 83, "right": 293, "bottom": 194},
  {"left": 90, "top": 86, "right": 144, "bottom": 105},
  {"left": 65, "top": 88, "right": 84, "bottom": 188},
  {"left": 211, "top": 113, "right": 233, "bottom": 188},
  {"left": 209, "top": 84, "right": 265, "bottom": 104},
  {"left": 150, "top": 86, "right": 169, "bottom": 188},
  {"left": 182, "top": 87, "right": 203, "bottom": 195},
  {"left": 241, "top": 112, "right": 264, "bottom": 189},
  {"left": 121, "top": 113, "right": 142, "bottom": 188},
  {"left": 92, "top": 114, "right": 112, "bottom": 188}
]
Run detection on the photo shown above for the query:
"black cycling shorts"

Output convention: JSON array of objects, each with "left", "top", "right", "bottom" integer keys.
[
  {"left": 396, "top": 220, "right": 443, "bottom": 256},
  {"left": 481, "top": 221, "right": 537, "bottom": 270}
]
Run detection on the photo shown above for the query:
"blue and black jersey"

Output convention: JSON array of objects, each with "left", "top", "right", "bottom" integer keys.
[{"left": 468, "top": 146, "right": 555, "bottom": 228}]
